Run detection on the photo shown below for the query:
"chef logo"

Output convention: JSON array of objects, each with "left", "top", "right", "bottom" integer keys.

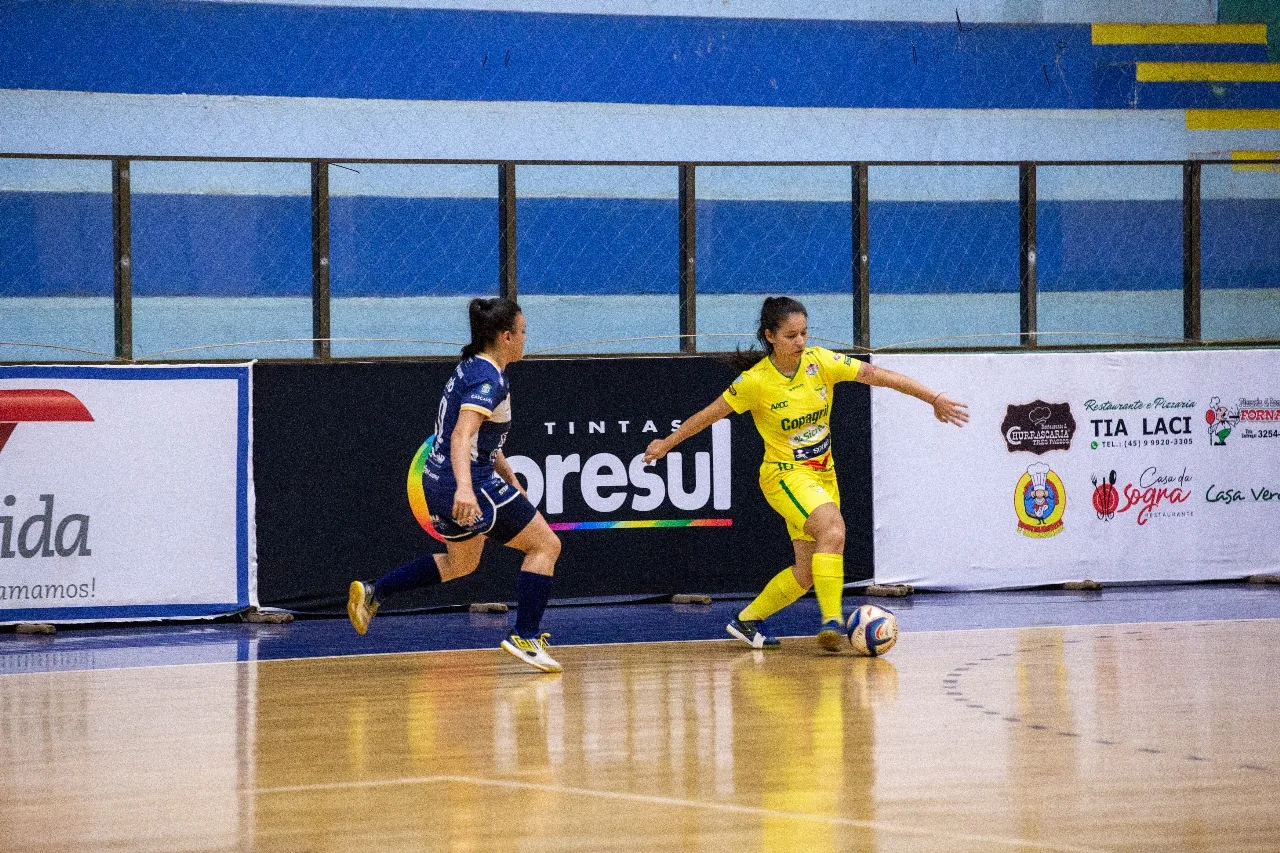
[
  {"left": 1002, "top": 401, "right": 1076, "bottom": 454},
  {"left": 1015, "top": 462, "right": 1065, "bottom": 538}
]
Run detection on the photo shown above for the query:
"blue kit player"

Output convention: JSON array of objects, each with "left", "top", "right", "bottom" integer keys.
[{"left": 347, "top": 298, "right": 564, "bottom": 673}]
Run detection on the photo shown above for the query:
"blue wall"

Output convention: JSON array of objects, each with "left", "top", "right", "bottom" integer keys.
[
  {"left": 3, "top": 192, "right": 1278, "bottom": 297},
  {"left": 2, "top": 2, "right": 1271, "bottom": 110},
  {"left": 0, "top": 192, "right": 112, "bottom": 296}
]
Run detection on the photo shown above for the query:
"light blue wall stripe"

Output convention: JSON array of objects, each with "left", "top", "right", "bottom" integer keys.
[
  {"left": 183, "top": 0, "right": 1219, "bottom": 24},
  {"left": 6, "top": 91, "right": 1280, "bottom": 163}
]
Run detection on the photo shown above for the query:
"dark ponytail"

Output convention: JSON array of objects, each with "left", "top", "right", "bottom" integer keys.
[
  {"left": 461, "top": 297, "right": 522, "bottom": 359},
  {"left": 723, "top": 296, "right": 808, "bottom": 372}
]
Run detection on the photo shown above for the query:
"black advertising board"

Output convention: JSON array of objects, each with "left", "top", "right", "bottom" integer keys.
[{"left": 254, "top": 357, "right": 872, "bottom": 614}]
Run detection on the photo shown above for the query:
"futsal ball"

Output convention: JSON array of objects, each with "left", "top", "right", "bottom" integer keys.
[{"left": 846, "top": 604, "right": 898, "bottom": 656}]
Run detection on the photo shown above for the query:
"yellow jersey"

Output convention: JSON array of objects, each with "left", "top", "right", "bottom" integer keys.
[{"left": 721, "top": 346, "right": 863, "bottom": 469}]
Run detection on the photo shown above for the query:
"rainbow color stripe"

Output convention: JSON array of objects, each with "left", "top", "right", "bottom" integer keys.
[
  {"left": 408, "top": 439, "right": 732, "bottom": 537},
  {"left": 406, "top": 437, "right": 446, "bottom": 542},
  {"left": 548, "top": 519, "right": 733, "bottom": 531}
]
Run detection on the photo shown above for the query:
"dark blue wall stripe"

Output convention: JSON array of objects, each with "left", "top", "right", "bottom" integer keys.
[
  {"left": 0, "top": 192, "right": 113, "bottom": 296},
  {"left": 131, "top": 194, "right": 312, "bottom": 296},
  {"left": 4, "top": 5, "right": 1273, "bottom": 114},
  {"left": 1203, "top": 199, "right": 1280, "bottom": 289},
  {"left": 1094, "top": 77, "right": 1280, "bottom": 109},
  {"left": 521, "top": 198, "right": 677, "bottom": 295},
  {"left": 332, "top": 197, "right": 499, "bottom": 297},
  {"left": 1, "top": 2, "right": 1105, "bottom": 108},
  {"left": 1091, "top": 44, "right": 1270, "bottom": 63},
  {"left": 701, "top": 199, "right": 853, "bottom": 294},
  {"left": 2, "top": 192, "right": 1277, "bottom": 296},
  {"left": 1038, "top": 200, "right": 1183, "bottom": 290},
  {"left": 1133, "top": 81, "right": 1280, "bottom": 110},
  {"left": 869, "top": 201, "right": 1020, "bottom": 294}
]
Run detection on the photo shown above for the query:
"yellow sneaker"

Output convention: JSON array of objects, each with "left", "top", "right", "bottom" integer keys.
[
  {"left": 817, "top": 619, "right": 844, "bottom": 652},
  {"left": 500, "top": 631, "right": 562, "bottom": 673},
  {"left": 347, "top": 580, "right": 379, "bottom": 635}
]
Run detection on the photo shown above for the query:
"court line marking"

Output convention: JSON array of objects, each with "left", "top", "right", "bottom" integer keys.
[
  {"left": 5, "top": 616, "right": 1278, "bottom": 677},
  {"left": 253, "top": 773, "right": 1116, "bottom": 853},
  {"left": 243, "top": 614, "right": 1280, "bottom": 659}
]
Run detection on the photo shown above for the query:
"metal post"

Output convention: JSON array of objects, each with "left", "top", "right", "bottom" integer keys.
[
  {"left": 1019, "top": 163, "right": 1038, "bottom": 348},
  {"left": 852, "top": 164, "right": 870, "bottom": 351},
  {"left": 678, "top": 164, "right": 696, "bottom": 353},
  {"left": 310, "top": 162, "right": 331, "bottom": 360},
  {"left": 111, "top": 160, "right": 133, "bottom": 361},
  {"left": 499, "top": 163, "right": 517, "bottom": 301},
  {"left": 1183, "top": 162, "right": 1202, "bottom": 342}
]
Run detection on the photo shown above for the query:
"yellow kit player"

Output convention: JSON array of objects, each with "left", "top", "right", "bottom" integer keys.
[{"left": 644, "top": 296, "right": 968, "bottom": 651}]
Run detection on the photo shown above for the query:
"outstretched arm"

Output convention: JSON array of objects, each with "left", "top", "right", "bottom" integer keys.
[
  {"left": 643, "top": 396, "right": 734, "bottom": 463},
  {"left": 854, "top": 362, "right": 969, "bottom": 427}
]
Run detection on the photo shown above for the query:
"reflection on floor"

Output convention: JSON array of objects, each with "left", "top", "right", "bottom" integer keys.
[
  {"left": 4, "top": 581, "right": 1280, "bottom": 675},
  {"left": 3, "top": 583, "right": 1279, "bottom": 852}
]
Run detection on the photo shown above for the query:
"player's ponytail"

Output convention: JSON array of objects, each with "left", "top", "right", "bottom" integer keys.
[
  {"left": 462, "top": 298, "right": 522, "bottom": 359},
  {"left": 757, "top": 296, "right": 806, "bottom": 354},
  {"left": 722, "top": 295, "right": 808, "bottom": 372}
]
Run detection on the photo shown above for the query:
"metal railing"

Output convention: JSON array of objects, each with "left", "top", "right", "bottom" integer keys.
[{"left": 2, "top": 154, "right": 1278, "bottom": 361}]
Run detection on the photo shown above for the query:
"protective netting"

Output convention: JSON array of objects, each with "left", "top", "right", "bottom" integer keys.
[{"left": 1, "top": 159, "right": 1278, "bottom": 360}]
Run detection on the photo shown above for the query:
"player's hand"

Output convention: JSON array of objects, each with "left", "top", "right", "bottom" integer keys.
[
  {"left": 932, "top": 394, "right": 969, "bottom": 427},
  {"left": 452, "top": 488, "right": 481, "bottom": 525},
  {"left": 643, "top": 439, "right": 669, "bottom": 465}
]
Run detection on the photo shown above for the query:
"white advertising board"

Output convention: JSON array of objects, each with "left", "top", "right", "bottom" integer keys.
[
  {"left": 0, "top": 365, "right": 254, "bottom": 621},
  {"left": 872, "top": 350, "right": 1280, "bottom": 590}
]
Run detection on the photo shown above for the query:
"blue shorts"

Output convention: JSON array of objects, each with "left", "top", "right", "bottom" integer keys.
[{"left": 422, "top": 473, "right": 538, "bottom": 544}]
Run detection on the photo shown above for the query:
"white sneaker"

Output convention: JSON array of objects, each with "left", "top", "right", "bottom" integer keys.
[
  {"left": 347, "top": 580, "right": 378, "bottom": 635},
  {"left": 500, "top": 632, "right": 562, "bottom": 673}
]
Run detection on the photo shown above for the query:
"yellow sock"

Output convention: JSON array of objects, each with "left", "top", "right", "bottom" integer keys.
[
  {"left": 739, "top": 566, "right": 807, "bottom": 622},
  {"left": 811, "top": 552, "right": 845, "bottom": 624}
]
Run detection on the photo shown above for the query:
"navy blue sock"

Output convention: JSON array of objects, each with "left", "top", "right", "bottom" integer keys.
[
  {"left": 373, "top": 554, "right": 444, "bottom": 601},
  {"left": 514, "top": 571, "right": 554, "bottom": 638}
]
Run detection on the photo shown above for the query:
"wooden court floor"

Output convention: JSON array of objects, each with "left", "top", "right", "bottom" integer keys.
[{"left": 2, "top": 619, "right": 1279, "bottom": 852}]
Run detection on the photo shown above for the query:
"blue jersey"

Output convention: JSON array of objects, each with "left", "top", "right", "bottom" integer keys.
[{"left": 423, "top": 355, "right": 512, "bottom": 488}]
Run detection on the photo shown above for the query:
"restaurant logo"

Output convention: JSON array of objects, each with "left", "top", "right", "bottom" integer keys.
[
  {"left": 1002, "top": 401, "right": 1075, "bottom": 454},
  {"left": 1014, "top": 462, "right": 1065, "bottom": 538}
]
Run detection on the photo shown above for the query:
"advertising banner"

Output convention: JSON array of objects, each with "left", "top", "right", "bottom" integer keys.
[
  {"left": 254, "top": 358, "right": 873, "bottom": 613},
  {"left": 872, "top": 349, "right": 1280, "bottom": 590},
  {"left": 0, "top": 366, "right": 253, "bottom": 622}
]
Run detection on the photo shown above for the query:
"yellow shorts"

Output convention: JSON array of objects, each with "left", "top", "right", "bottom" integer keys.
[{"left": 759, "top": 462, "right": 841, "bottom": 542}]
